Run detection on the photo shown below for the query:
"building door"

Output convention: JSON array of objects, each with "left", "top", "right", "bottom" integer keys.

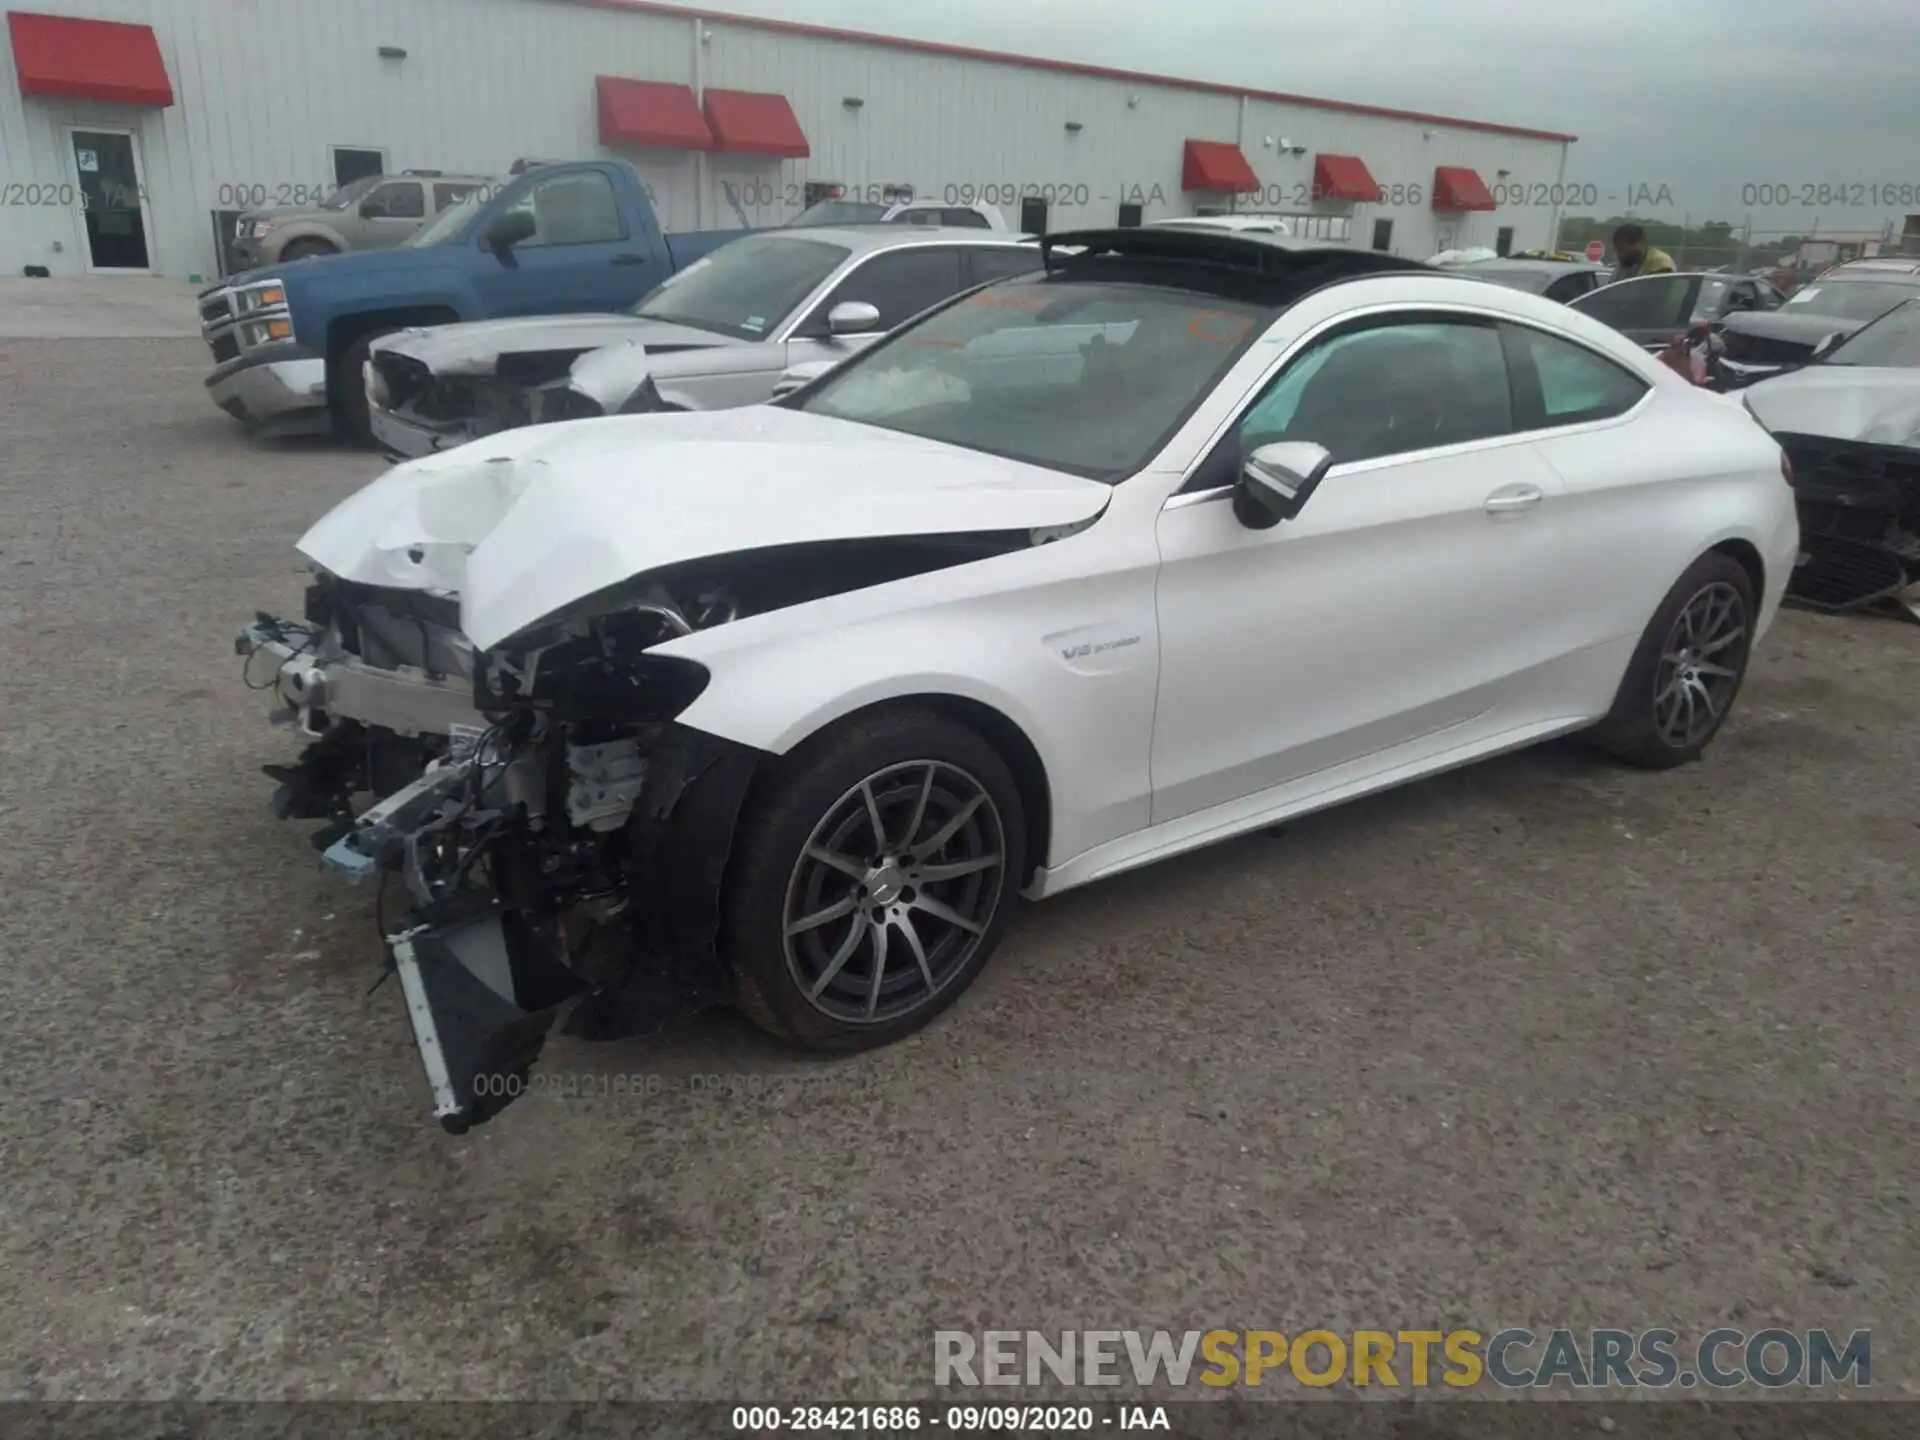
[
  {"left": 1019, "top": 196, "right": 1049, "bottom": 234},
  {"left": 69, "top": 129, "right": 154, "bottom": 273}
]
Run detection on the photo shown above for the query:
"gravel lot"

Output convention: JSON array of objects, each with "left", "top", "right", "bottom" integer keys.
[{"left": 2, "top": 302, "right": 1916, "bottom": 1405}]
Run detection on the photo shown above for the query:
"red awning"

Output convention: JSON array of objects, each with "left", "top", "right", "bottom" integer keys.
[
  {"left": 1313, "top": 153, "right": 1382, "bottom": 204},
  {"left": 1181, "top": 139, "right": 1259, "bottom": 193},
  {"left": 596, "top": 76, "right": 713, "bottom": 150},
  {"left": 7, "top": 10, "right": 173, "bottom": 106},
  {"left": 702, "top": 88, "right": 809, "bottom": 158},
  {"left": 1432, "top": 165, "right": 1497, "bottom": 211}
]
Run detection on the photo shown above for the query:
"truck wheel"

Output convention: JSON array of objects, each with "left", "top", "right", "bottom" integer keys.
[
  {"left": 327, "top": 330, "right": 393, "bottom": 447},
  {"left": 722, "top": 708, "right": 1026, "bottom": 1052},
  {"left": 279, "top": 239, "right": 337, "bottom": 262}
]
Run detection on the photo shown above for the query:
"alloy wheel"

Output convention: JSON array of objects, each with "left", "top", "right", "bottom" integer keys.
[
  {"left": 781, "top": 759, "right": 1007, "bottom": 1024},
  {"left": 1654, "top": 580, "right": 1747, "bottom": 749}
]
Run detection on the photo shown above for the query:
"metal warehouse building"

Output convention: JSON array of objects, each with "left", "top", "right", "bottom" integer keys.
[{"left": 2, "top": 0, "right": 1577, "bottom": 281}]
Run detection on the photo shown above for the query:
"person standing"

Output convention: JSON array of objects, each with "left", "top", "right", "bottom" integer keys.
[{"left": 1609, "top": 223, "right": 1676, "bottom": 282}]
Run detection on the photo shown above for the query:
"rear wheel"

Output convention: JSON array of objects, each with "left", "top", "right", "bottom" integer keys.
[
  {"left": 1588, "top": 552, "right": 1755, "bottom": 768},
  {"left": 722, "top": 709, "right": 1026, "bottom": 1051}
]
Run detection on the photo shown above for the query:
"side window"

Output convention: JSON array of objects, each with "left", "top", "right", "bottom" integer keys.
[
  {"left": 1572, "top": 275, "right": 1693, "bottom": 330},
  {"left": 1237, "top": 319, "right": 1513, "bottom": 466},
  {"left": 503, "top": 172, "right": 625, "bottom": 248},
  {"left": 816, "top": 248, "right": 966, "bottom": 332},
  {"left": 433, "top": 181, "right": 481, "bottom": 211},
  {"left": 941, "top": 207, "right": 992, "bottom": 229},
  {"left": 965, "top": 246, "right": 1043, "bottom": 286},
  {"left": 1510, "top": 327, "right": 1648, "bottom": 427},
  {"left": 1545, "top": 273, "right": 1594, "bottom": 303},
  {"left": 371, "top": 181, "right": 424, "bottom": 219}
]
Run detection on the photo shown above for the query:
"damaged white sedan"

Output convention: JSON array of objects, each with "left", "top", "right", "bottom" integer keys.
[
  {"left": 363, "top": 225, "right": 1042, "bottom": 458},
  {"left": 240, "top": 227, "right": 1799, "bottom": 1132}
]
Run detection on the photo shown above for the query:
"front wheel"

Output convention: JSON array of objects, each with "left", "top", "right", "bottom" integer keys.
[
  {"left": 722, "top": 709, "right": 1027, "bottom": 1051},
  {"left": 1588, "top": 552, "right": 1756, "bottom": 768},
  {"left": 327, "top": 329, "right": 395, "bottom": 446}
]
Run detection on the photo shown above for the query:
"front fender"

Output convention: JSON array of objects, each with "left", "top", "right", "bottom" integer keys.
[
  {"left": 664, "top": 527, "right": 1162, "bottom": 869},
  {"left": 286, "top": 268, "right": 477, "bottom": 349}
]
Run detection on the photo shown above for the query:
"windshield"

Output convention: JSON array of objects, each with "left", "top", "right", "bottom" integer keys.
[
  {"left": 791, "top": 199, "right": 891, "bottom": 227},
  {"left": 320, "top": 176, "right": 381, "bottom": 211},
  {"left": 1825, "top": 298, "right": 1920, "bottom": 367},
  {"left": 635, "top": 235, "right": 850, "bottom": 339},
  {"left": 406, "top": 189, "right": 489, "bottom": 247},
  {"left": 798, "top": 278, "right": 1266, "bottom": 481},
  {"left": 1782, "top": 280, "right": 1918, "bottom": 323}
]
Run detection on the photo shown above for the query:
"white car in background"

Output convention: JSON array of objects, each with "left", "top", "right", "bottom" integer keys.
[
  {"left": 238, "top": 227, "right": 1797, "bottom": 1131},
  {"left": 363, "top": 226, "right": 1041, "bottom": 457}
]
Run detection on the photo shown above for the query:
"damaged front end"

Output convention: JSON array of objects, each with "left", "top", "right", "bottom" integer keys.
[
  {"left": 1776, "top": 435, "right": 1920, "bottom": 616},
  {"left": 242, "top": 576, "right": 762, "bottom": 1132}
]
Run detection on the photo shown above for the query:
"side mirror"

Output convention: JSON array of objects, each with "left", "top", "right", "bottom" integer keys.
[
  {"left": 1234, "top": 442, "right": 1334, "bottom": 529},
  {"left": 827, "top": 300, "right": 881, "bottom": 337},
  {"left": 1810, "top": 330, "right": 1843, "bottom": 361},
  {"left": 484, "top": 209, "right": 538, "bottom": 253}
]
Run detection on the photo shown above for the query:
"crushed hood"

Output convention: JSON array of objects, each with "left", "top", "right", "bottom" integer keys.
[
  {"left": 1742, "top": 366, "right": 1920, "bottom": 450},
  {"left": 296, "top": 407, "right": 1112, "bottom": 651},
  {"left": 1720, "top": 309, "right": 1861, "bottom": 349},
  {"left": 371, "top": 314, "right": 735, "bottom": 376}
]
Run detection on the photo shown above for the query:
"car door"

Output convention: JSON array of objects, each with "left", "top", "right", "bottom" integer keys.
[
  {"left": 1569, "top": 274, "right": 1700, "bottom": 349},
  {"left": 353, "top": 179, "right": 427, "bottom": 249},
  {"left": 466, "top": 169, "right": 642, "bottom": 317},
  {"left": 1149, "top": 312, "right": 1575, "bottom": 825},
  {"left": 783, "top": 245, "right": 968, "bottom": 371}
]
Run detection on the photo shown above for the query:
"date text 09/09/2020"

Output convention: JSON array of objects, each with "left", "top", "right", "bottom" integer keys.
[{"left": 730, "top": 1406, "right": 1160, "bottom": 1432}]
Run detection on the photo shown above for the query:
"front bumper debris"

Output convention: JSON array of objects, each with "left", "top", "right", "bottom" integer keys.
[
  {"left": 237, "top": 617, "right": 485, "bottom": 739},
  {"left": 244, "top": 594, "right": 764, "bottom": 1130},
  {"left": 390, "top": 896, "right": 587, "bottom": 1134}
]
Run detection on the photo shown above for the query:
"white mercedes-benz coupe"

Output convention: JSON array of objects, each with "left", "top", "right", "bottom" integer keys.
[{"left": 238, "top": 227, "right": 1799, "bottom": 1130}]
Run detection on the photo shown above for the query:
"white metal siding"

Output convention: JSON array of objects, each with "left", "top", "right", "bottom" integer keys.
[{"left": 0, "top": 0, "right": 1571, "bottom": 280}]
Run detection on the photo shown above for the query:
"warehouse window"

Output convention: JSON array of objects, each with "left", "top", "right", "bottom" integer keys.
[
  {"left": 1117, "top": 202, "right": 1144, "bottom": 228},
  {"left": 332, "top": 147, "right": 386, "bottom": 187},
  {"left": 1371, "top": 219, "right": 1394, "bottom": 252},
  {"left": 1019, "top": 197, "right": 1049, "bottom": 235}
]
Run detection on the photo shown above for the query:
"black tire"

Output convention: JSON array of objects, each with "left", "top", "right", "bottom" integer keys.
[
  {"left": 721, "top": 707, "right": 1027, "bottom": 1052},
  {"left": 327, "top": 329, "right": 393, "bottom": 446},
  {"left": 278, "top": 238, "right": 337, "bottom": 262},
  {"left": 1587, "top": 551, "right": 1756, "bottom": 768}
]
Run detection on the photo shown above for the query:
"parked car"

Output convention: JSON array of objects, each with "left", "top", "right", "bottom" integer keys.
[
  {"left": 229, "top": 171, "right": 494, "bottom": 269},
  {"left": 789, "top": 196, "right": 1009, "bottom": 230},
  {"left": 235, "top": 226, "right": 1796, "bottom": 1132},
  {"left": 1567, "top": 271, "right": 1786, "bottom": 351},
  {"left": 197, "top": 161, "right": 747, "bottom": 441},
  {"left": 1450, "top": 257, "right": 1608, "bottom": 303},
  {"left": 363, "top": 227, "right": 1043, "bottom": 458},
  {"left": 1713, "top": 258, "right": 1920, "bottom": 386},
  {"left": 1740, "top": 297, "right": 1920, "bottom": 613}
]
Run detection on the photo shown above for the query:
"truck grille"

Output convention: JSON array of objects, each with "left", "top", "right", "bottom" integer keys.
[
  {"left": 210, "top": 333, "right": 240, "bottom": 364},
  {"left": 200, "top": 295, "right": 234, "bottom": 327}
]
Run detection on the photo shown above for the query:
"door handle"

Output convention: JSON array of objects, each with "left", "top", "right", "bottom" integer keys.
[
  {"left": 610, "top": 252, "right": 650, "bottom": 266},
  {"left": 1483, "top": 484, "right": 1544, "bottom": 515}
]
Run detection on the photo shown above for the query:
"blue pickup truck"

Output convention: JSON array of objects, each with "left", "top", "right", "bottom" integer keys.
[{"left": 198, "top": 160, "right": 747, "bottom": 441}]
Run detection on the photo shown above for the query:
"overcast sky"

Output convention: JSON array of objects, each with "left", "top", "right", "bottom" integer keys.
[{"left": 688, "top": 0, "right": 1920, "bottom": 239}]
